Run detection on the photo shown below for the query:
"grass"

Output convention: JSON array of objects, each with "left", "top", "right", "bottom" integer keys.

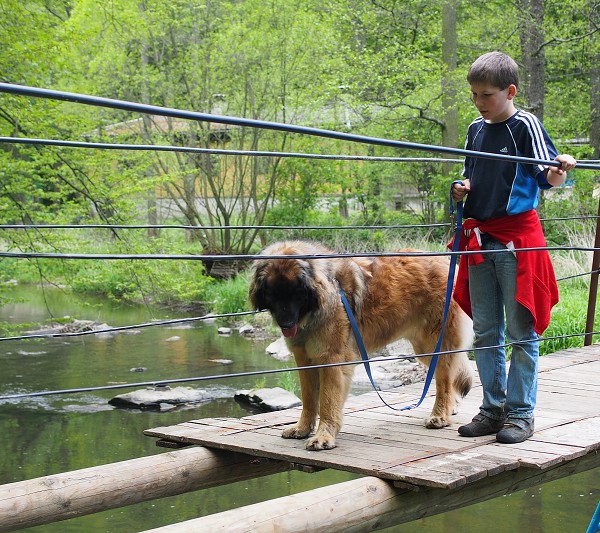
[{"left": 276, "top": 371, "right": 300, "bottom": 395}]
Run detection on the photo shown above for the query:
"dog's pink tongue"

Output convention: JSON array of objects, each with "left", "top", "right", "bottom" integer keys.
[{"left": 281, "top": 325, "right": 298, "bottom": 338}]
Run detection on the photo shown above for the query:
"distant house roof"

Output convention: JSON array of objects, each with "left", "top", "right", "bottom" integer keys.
[{"left": 560, "top": 137, "right": 590, "bottom": 146}]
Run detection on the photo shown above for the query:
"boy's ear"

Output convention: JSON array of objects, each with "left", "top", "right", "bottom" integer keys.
[{"left": 507, "top": 84, "right": 517, "bottom": 100}]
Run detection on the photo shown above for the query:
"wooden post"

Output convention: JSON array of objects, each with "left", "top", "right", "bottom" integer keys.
[
  {"left": 0, "top": 447, "right": 290, "bottom": 532},
  {"left": 140, "top": 451, "right": 600, "bottom": 533},
  {"left": 585, "top": 195, "right": 600, "bottom": 345}
]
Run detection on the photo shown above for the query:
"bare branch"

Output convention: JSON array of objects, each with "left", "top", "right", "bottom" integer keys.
[{"left": 538, "top": 27, "right": 600, "bottom": 54}]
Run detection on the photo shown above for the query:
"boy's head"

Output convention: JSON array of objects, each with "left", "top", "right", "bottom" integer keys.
[{"left": 467, "top": 52, "right": 519, "bottom": 90}]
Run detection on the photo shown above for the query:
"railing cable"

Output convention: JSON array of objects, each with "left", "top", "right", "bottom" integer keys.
[
  {"left": 0, "top": 136, "right": 464, "bottom": 163},
  {"left": 1, "top": 246, "right": 600, "bottom": 262},
  {"left": 0, "top": 330, "right": 596, "bottom": 401},
  {"left": 2, "top": 83, "right": 600, "bottom": 170}
]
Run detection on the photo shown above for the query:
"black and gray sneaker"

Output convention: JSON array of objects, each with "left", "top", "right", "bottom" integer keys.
[
  {"left": 458, "top": 413, "right": 506, "bottom": 437},
  {"left": 496, "top": 418, "right": 535, "bottom": 444}
]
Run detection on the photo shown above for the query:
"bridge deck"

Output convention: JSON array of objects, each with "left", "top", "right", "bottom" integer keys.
[{"left": 144, "top": 346, "right": 600, "bottom": 490}]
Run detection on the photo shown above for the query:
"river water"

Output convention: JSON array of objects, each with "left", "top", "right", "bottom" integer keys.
[{"left": 0, "top": 285, "right": 598, "bottom": 532}]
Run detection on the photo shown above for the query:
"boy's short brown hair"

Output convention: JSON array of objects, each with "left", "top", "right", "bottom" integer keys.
[{"left": 467, "top": 52, "right": 519, "bottom": 90}]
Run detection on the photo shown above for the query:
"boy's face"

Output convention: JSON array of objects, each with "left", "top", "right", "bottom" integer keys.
[{"left": 470, "top": 82, "right": 517, "bottom": 123}]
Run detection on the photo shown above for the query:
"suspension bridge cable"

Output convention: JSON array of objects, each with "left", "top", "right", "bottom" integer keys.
[
  {"left": 0, "top": 223, "right": 451, "bottom": 231},
  {"left": 0, "top": 214, "right": 597, "bottom": 232},
  {"left": 0, "top": 259, "right": 588, "bottom": 344},
  {"left": 0, "top": 260, "right": 588, "bottom": 344},
  {"left": 557, "top": 269, "right": 600, "bottom": 282},
  {"left": 0, "top": 310, "right": 262, "bottom": 342},
  {"left": 0, "top": 330, "right": 595, "bottom": 401},
  {"left": 3, "top": 136, "right": 600, "bottom": 167},
  {"left": 0, "top": 136, "right": 465, "bottom": 163},
  {"left": 1, "top": 246, "right": 599, "bottom": 262},
  {"left": 2, "top": 83, "right": 600, "bottom": 171},
  {"left": 1, "top": 85, "right": 598, "bottom": 402}
]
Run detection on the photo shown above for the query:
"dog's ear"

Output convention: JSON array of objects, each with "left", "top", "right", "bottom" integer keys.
[
  {"left": 354, "top": 257, "right": 373, "bottom": 278},
  {"left": 249, "top": 262, "right": 268, "bottom": 310},
  {"left": 298, "top": 267, "right": 319, "bottom": 312}
]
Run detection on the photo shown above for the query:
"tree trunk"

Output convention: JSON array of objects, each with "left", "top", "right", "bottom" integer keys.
[
  {"left": 140, "top": 0, "right": 160, "bottom": 239},
  {"left": 519, "top": 0, "right": 546, "bottom": 120},
  {"left": 441, "top": 0, "right": 458, "bottom": 153},
  {"left": 441, "top": 0, "right": 458, "bottom": 223},
  {"left": 590, "top": 6, "right": 600, "bottom": 158}
]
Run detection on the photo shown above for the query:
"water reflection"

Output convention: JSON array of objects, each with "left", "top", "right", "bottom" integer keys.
[{"left": 0, "top": 285, "right": 598, "bottom": 532}]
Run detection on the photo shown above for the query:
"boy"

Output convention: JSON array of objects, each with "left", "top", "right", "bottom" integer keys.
[{"left": 451, "top": 51, "right": 576, "bottom": 444}]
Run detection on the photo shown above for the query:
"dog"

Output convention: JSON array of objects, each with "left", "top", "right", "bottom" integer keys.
[{"left": 249, "top": 240, "right": 473, "bottom": 451}]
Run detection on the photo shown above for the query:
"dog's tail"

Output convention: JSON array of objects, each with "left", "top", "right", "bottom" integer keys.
[
  {"left": 454, "top": 361, "right": 474, "bottom": 398},
  {"left": 453, "top": 311, "right": 475, "bottom": 398}
]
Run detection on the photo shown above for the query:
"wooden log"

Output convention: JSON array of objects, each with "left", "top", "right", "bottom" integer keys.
[
  {"left": 0, "top": 447, "right": 290, "bottom": 532},
  {"left": 141, "top": 450, "right": 600, "bottom": 533}
]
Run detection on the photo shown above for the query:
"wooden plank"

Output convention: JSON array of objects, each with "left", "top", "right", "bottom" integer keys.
[
  {"left": 537, "top": 381, "right": 600, "bottom": 394},
  {"left": 532, "top": 416, "right": 600, "bottom": 451},
  {"left": 537, "top": 350, "right": 600, "bottom": 372},
  {"left": 536, "top": 395, "right": 600, "bottom": 413},
  {"left": 540, "top": 367, "right": 600, "bottom": 384},
  {"left": 476, "top": 440, "right": 588, "bottom": 469},
  {"left": 227, "top": 426, "right": 445, "bottom": 476},
  {"left": 381, "top": 451, "right": 520, "bottom": 489},
  {"left": 340, "top": 419, "right": 492, "bottom": 448},
  {"left": 539, "top": 367, "right": 600, "bottom": 382}
]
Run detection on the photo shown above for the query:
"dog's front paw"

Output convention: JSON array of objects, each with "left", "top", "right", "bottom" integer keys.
[
  {"left": 281, "top": 424, "right": 312, "bottom": 440},
  {"left": 425, "top": 415, "right": 450, "bottom": 429},
  {"left": 305, "top": 432, "right": 336, "bottom": 451}
]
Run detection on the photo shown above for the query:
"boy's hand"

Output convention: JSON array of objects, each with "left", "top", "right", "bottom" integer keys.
[
  {"left": 547, "top": 154, "right": 577, "bottom": 186},
  {"left": 554, "top": 154, "right": 577, "bottom": 173},
  {"left": 451, "top": 179, "right": 470, "bottom": 201}
]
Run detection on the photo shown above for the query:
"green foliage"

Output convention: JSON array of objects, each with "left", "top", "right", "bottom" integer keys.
[
  {"left": 203, "top": 271, "right": 252, "bottom": 315},
  {"left": 0, "top": 0, "right": 598, "bottom": 316},
  {"left": 277, "top": 371, "right": 300, "bottom": 395},
  {"left": 540, "top": 220, "right": 600, "bottom": 355},
  {"left": 542, "top": 285, "right": 594, "bottom": 355}
]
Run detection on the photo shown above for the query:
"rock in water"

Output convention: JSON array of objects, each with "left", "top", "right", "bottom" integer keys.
[
  {"left": 109, "top": 386, "right": 215, "bottom": 410},
  {"left": 234, "top": 387, "right": 301, "bottom": 411}
]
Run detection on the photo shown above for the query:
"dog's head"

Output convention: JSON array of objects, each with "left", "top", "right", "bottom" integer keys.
[{"left": 249, "top": 254, "right": 319, "bottom": 339}]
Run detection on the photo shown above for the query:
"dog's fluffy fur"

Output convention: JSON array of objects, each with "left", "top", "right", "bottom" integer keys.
[{"left": 249, "top": 240, "right": 473, "bottom": 450}]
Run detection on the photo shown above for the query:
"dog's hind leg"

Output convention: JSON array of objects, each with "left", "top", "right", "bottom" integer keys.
[
  {"left": 425, "top": 354, "right": 454, "bottom": 428},
  {"left": 305, "top": 364, "right": 353, "bottom": 451},
  {"left": 418, "top": 322, "right": 473, "bottom": 428},
  {"left": 411, "top": 339, "right": 454, "bottom": 429}
]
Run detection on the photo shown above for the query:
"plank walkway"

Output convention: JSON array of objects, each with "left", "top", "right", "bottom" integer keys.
[{"left": 144, "top": 345, "right": 600, "bottom": 491}]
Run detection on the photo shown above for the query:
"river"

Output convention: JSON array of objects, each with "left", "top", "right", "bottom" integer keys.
[{"left": 0, "top": 285, "right": 598, "bottom": 532}]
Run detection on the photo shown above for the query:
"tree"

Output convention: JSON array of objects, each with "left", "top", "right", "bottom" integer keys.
[
  {"left": 441, "top": 0, "right": 459, "bottom": 152},
  {"left": 2, "top": 0, "right": 599, "bottom": 260},
  {"left": 61, "top": 0, "right": 339, "bottom": 263},
  {"left": 588, "top": 1, "right": 600, "bottom": 157},
  {"left": 519, "top": 0, "right": 546, "bottom": 119}
]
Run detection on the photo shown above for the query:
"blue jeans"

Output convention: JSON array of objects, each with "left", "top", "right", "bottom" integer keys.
[{"left": 468, "top": 239, "right": 539, "bottom": 421}]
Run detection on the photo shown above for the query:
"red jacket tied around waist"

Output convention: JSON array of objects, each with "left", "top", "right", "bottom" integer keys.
[{"left": 450, "top": 209, "right": 558, "bottom": 335}]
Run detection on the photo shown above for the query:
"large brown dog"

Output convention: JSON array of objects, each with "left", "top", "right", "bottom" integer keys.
[{"left": 249, "top": 240, "right": 473, "bottom": 451}]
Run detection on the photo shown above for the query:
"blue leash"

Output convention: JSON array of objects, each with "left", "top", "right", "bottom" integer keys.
[
  {"left": 338, "top": 189, "right": 463, "bottom": 411},
  {"left": 587, "top": 501, "right": 600, "bottom": 533}
]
